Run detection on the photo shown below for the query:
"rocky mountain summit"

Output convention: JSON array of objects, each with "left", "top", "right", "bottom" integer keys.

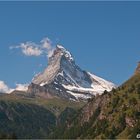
[{"left": 28, "top": 45, "right": 116, "bottom": 101}]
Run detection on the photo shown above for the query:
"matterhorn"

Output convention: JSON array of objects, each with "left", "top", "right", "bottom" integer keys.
[{"left": 28, "top": 45, "right": 116, "bottom": 101}]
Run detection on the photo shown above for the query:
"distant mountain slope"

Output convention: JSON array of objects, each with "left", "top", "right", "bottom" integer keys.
[
  {"left": 0, "top": 99, "right": 56, "bottom": 138},
  {"left": 0, "top": 94, "right": 84, "bottom": 138},
  {"left": 49, "top": 67, "right": 140, "bottom": 139},
  {"left": 30, "top": 45, "right": 116, "bottom": 101}
]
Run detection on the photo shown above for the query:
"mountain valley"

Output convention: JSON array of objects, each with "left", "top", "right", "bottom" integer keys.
[{"left": 0, "top": 46, "right": 139, "bottom": 139}]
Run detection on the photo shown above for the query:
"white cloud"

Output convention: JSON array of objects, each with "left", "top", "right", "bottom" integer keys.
[
  {"left": 0, "top": 81, "right": 14, "bottom": 93},
  {"left": 40, "top": 37, "right": 54, "bottom": 58},
  {"left": 15, "top": 83, "right": 28, "bottom": 91},
  {"left": 10, "top": 42, "right": 42, "bottom": 56},
  {"left": 41, "top": 37, "right": 52, "bottom": 50},
  {"left": 10, "top": 37, "right": 54, "bottom": 58},
  {"left": 0, "top": 80, "right": 29, "bottom": 94},
  {"left": 21, "top": 42, "right": 42, "bottom": 56},
  {"left": 47, "top": 49, "right": 54, "bottom": 58}
]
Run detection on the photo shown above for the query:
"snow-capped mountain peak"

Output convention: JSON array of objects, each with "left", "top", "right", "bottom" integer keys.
[
  {"left": 31, "top": 45, "right": 116, "bottom": 101},
  {"left": 55, "top": 45, "right": 74, "bottom": 61}
]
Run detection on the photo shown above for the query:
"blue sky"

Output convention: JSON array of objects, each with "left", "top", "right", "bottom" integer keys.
[{"left": 0, "top": 1, "right": 140, "bottom": 89}]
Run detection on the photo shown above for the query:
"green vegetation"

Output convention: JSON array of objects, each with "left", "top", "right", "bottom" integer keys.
[
  {"left": 0, "top": 94, "right": 85, "bottom": 139},
  {"left": 0, "top": 94, "right": 84, "bottom": 116},
  {"left": 50, "top": 73, "right": 140, "bottom": 139},
  {"left": 0, "top": 99, "right": 56, "bottom": 138}
]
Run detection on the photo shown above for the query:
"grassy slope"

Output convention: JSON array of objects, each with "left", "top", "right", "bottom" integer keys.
[
  {"left": 0, "top": 94, "right": 85, "bottom": 138},
  {"left": 0, "top": 94, "right": 85, "bottom": 116}
]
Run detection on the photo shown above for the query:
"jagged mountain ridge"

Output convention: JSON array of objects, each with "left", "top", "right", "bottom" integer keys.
[{"left": 30, "top": 45, "right": 116, "bottom": 101}]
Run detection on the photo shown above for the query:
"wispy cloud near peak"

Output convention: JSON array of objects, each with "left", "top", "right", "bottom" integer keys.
[
  {"left": 10, "top": 37, "right": 55, "bottom": 58},
  {"left": 41, "top": 37, "right": 52, "bottom": 50}
]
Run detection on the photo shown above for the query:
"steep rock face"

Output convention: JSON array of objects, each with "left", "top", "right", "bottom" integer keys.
[
  {"left": 27, "top": 83, "right": 54, "bottom": 99},
  {"left": 32, "top": 45, "right": 92, "bottom": 88},
  {"left": 30, "top": 45, "right": 116, "bottom": 101}
]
